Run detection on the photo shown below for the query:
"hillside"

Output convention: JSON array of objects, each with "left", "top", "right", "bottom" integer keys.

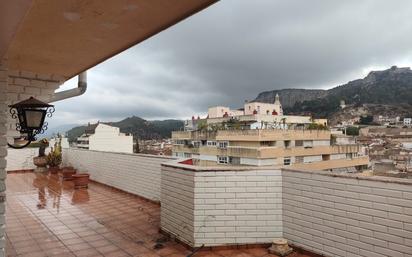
[
  {"left": 67, "top": 116, "right": 184, "bottom": 142},
  {"left": 254, "top": 88, "right": 326, "bottom": 108},
  {"left": 254, "top": 66, "right": 412, "bottom": 120}
]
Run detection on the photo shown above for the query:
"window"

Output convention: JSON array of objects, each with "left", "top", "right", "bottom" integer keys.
[
  {"left": 218, "top": 156, "right": 228, "bottom": 164},
  {"left": 218, "top": 141, "right": 229, "bottom": 149},
  {"left": 184, "top": 153, "right": 191, "bottom": 158},
  {"left": 322, "top": 154, "right": 330, "bottom": 161},
  {"left": 303, "top": 140, "right": 313, "bottom": 148},
  {"left": 284, "top": 157, "right": 291, "bottom": 166},
  {"left": 229, "top": 157, "right": 240, "bottom": 165},
  {"left": 175, "top": 140, "right": 185, "bottom": 145},
  {"left": 260, "top": 141, "right": 276, "bottom": 146},
  {"left": 295, "top": 156, "right": 304, "bottom": 163},
  {"left": 346, "top": 153, "right": 353, "bottom": 159},
  {"left": 192, "top": 141, "right": 200, "bottom": 148},
  {"left": 207, "top": 141, "right": 217, "bottom": 147},
  {"left": 295, "top": 140, "right": 303, "bottom": 147},
  {"left": 284, "top": 140, "right": 291, "bottom": 149}
]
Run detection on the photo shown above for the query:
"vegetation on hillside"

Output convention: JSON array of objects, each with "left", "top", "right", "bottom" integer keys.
[{"left": 67, "top": 116, "right": 184, "bottom": 142}]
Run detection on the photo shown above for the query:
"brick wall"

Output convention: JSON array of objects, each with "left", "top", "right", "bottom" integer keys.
[
  {"left": 161, "top": 164, "right": 283, "bottom": 247},
  {"left": 161, "top": 165, "right": 195, "bottom": 246},
  {"left": 0, "top": 61, "right": 8, "bottom": 256},
  {"left": 63, "top": 148, "right": 176, "bottom": 202},
  {"left": 6, "top": 70, "right": 63, "bottom": 139},
  {"left": 282, "top": 169, "right": 412, "bottom": 257}
]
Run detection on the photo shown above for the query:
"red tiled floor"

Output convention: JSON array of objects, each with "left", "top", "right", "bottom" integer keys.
[{"left": 5, "top": 172, "right": 319, "bottom": 257}]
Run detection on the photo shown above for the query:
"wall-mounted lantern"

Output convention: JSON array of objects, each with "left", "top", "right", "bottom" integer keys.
[{"left": 8, "top": 97, "right": 54, "bottom": 149}]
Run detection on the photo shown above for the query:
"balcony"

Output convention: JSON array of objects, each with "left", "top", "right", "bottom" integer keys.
[
  {"left": 215, "top": 129, "right": 331, "bottom": 141},
  {"left": 192, "top": 144, "right": 363, "bottom": 160}
]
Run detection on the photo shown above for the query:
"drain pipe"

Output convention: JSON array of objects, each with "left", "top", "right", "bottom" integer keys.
[{"left": 49, "top": 71, "right": 87, "bottom": 103}]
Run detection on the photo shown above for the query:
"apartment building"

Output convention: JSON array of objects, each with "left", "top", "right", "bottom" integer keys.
[
  {"left": 75, "top": 123, "right": 133, "bottom": 153},
  {"left": 172, "top": 129, "right": 368, "bottom": 171},
  {"left": 174, "top": 97, "right": 368, "bottom": 171}
]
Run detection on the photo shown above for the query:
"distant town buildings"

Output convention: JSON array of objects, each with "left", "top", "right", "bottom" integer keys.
[
  {"left": 358, "top": 127, "right": 412, "bottom": 177},
  {"left": 173, "top": 95, "right": 368, "bottom": 172},
  {"left": 139, "top": 139, "right": 173, "bottom": 156},
  {"left": 74, "top": 123, "right": 133, "bottom": 153}
]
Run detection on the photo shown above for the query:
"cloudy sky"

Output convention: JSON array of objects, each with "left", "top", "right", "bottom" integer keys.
[{"left": 50, "top": 0, "right": 412, "bottom": 129}]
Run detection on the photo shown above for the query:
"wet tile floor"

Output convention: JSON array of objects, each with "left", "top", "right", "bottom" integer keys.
[{"left": 6, "top": 172, "right": 319, "bottom": 257}]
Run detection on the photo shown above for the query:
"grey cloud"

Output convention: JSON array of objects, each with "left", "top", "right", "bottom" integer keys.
[{"left": 50, "top": 0, "right": 412, "bottom": 129}]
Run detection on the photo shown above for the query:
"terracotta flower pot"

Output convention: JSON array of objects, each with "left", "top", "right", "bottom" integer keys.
[
  {"left": 61, "top": 167, "right": 77, "bottom": 181},
  {"left": 73, "top": 173, "right": 90, "bottom": 189},
  {"left": 49, "top": 166, "right": 60, "bottom": 174},
  {"left": 33, "top": 156, "right": 48, "bottom": 172},
  {"left": 72, "top": 189, "right": 90, "bottom": 204}
]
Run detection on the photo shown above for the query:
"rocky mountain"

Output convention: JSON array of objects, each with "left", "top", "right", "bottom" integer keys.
[
  {"left": 253, "top": 66, "right": 412, "bottom": 120},
  {"left": 66, "top": 116, "right": 184, "bottom": 142},
  {"left": 254, "top": 88, "right": 327, "bottom": 108}
]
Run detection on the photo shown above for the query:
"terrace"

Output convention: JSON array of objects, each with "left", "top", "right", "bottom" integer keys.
[
  {"left": 4, "top": 148, "right": 412, "bottom": 257},
  {"left": 5, "top": 171, "right": 317, "bottom": 257},
  {"left": 1, "top": 1, "right": 412, "bottom": 257}
]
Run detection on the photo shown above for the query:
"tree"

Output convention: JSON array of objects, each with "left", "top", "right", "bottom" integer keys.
[
  {"left": 345, "top": 126, "right": 359, "bottom": 136},
  {"left": 307, "top": 123, "right": 328, "bottom": 130}
]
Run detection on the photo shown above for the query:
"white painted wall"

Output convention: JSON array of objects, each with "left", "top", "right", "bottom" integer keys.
[
  {"left": 63, "top": 148, "right": 175, "bottom": 202},
  {"left": 88, "top": 123, "right": 133, "bottom": 153}
]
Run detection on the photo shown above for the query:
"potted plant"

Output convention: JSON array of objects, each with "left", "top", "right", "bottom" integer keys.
[
  {"left": 47, "top": 140, "right": 62, "bottom": 174},
  {"left": 33, "top": 139, "right": 49, "bottom": 172}
]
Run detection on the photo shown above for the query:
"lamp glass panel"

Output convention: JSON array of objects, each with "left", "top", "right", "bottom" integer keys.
[{"left": 24, "top": 110, "right": 45, "bottom": 129}]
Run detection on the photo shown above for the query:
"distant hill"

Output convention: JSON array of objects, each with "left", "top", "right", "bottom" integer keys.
[
  {"left": 66, "top": 116, "right": 184, "bottom": 142},
  {"left": 253, "top": 66, "right": 412, "bottom": 120},
  {"left": 43, "top": 123, "right": 81, "bottom": 138}
]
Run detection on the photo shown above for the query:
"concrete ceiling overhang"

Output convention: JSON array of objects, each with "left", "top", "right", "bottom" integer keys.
[{"left": 3, "top": 0, "right": 217, "bottom": 80}]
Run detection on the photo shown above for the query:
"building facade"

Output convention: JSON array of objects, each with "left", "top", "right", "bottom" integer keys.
[
  {"left": 175, "top": 96, "right": 368, "bottom": 171},
  {"left": 75, "top": 123, "right": 133, "bottom": 153},
  {"left": 172, "top": 129, "right": 368, "bottom": 171}
]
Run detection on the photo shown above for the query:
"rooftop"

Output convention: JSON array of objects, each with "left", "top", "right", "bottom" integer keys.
[{"left": 5, "top": 172, "right": 319, "bottom": 257}]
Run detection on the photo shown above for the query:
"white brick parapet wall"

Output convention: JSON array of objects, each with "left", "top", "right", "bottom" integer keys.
[
  {"left": 59, "top": 150, "right": 412, "bottom": 256},
  {"left": 160, "top": 162, "right": 412, "bottom": 256},
  {"left": 63, "top": 148, "right": 176, "bottom": 202},
  {"left": 161, "top": 163, "right": 283, "bottom": 247},
  {"left": 282, "top": 169, "right": 412, "bottom": 257}
]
